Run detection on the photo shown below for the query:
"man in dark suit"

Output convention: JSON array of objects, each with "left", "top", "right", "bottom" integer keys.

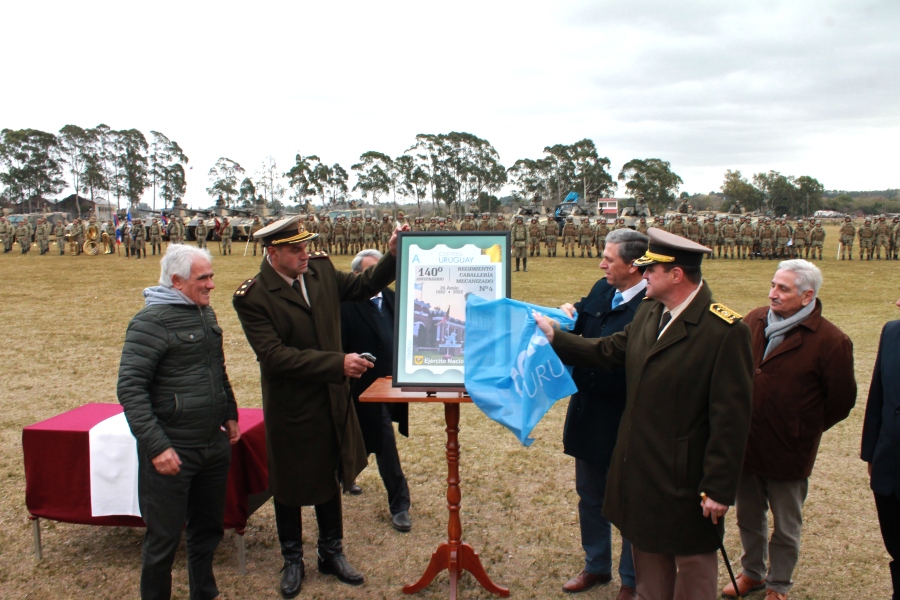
[
  {"left": 559, "top": 228, "right": 648, "bottom": 599},
  {"left": 862, "top": 294, "right": 900, "bottom": 600},
  {"left": 340, "top": 249, "right": 412, "bottom": 533},
  {"left": 536, "top": 228, "right": 753, "bottom": 600}
]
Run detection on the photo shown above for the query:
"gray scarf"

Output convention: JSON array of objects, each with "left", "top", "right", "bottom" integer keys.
[
  {"left": 143, "top": 285, "right": 195, "bottom": 306},
  {"left": 763, "top": 300, "right": 815, "bottom": 360}
]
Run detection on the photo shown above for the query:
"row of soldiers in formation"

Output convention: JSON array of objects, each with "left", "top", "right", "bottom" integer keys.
[{"left": 661, "top": 213, "right": 900, "bottom": 261}]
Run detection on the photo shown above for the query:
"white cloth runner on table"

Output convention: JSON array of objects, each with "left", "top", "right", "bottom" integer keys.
[{"left": 89, "top": 412, "right": 142, "bottom": 517}]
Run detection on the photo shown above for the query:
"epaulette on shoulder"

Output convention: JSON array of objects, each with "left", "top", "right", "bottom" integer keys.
[
  {"left": 310, "top": 251, "right": 329, "bottom": 259},
  {"left": 233, "top": 278, "right": 256, "bottom": 298},
  {"left": 710, "top": 303, "right": 742, "bottom": 324},
  {"left": 642, "top": 296, "right": 651, "bottom": 301}
]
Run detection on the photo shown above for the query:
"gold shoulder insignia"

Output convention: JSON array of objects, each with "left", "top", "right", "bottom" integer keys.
[
  {"left": 310, "top": 251, "right": 329, "bottom": 259},
  {"left": 233, "top": 278, "right": 256, "bottom": 298},
  {"left": 642, "top": 296, "right": 651, "bottom": 301},
  {"left": 710, "top": 303, "right": 742, "bottom": 324}
]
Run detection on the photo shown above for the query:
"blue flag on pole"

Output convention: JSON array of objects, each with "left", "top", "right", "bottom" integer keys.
[{"left": 464, "top": 295, "right": 578, "bottom": 446}]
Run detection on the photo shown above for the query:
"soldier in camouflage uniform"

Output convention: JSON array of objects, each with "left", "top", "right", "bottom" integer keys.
[
  {"left": 133, "top": 218, "right": 147, "bottom": 258},
  {"left": 595, "top": 218, "right": 610, "bottom": 254},
  {"left": 318, "top": 215, "right": 333, "bottom": 254},
  {"left": 168, "top": 217, "right": 186, "bottom": 245},
  {"left": 890, "top": 217, "right": 900, "bottom": 260},
  {"left": 874, "top": 215, "right": 890, "bottom": 260},
  {"left": 15, "top": 219, "right": 31, "bottom": 253},
  {"left": 493, "top": 214, "right": 507, "bottom": 232},
  {"left": 528, "top": 217, "right": 543, "bottom": 256},
  {"left": 755, "top": 218, "right": 772, "bottom": 260},
  {"left": 348, "top": 216, "right": 363, "bottom": 254},
  {"left": 195, "top": 219, "right": 209, "bottom": 250},
  {"left": 809, "top": 220, "right": 826, "bottom": 260},
  {"left": 544, "top": 218, "right": 559, "bottom": 257},
  {"left": 333, "top": 216, "right": 348, "bottom": 254},
  {"left": 104, "top": 220, "right": 116, "bottom": 254},
  {"left": 578, "top": 217, "right": 594, "bottom": 258},
  {"left": 70, "top": 218, "right": 85, "bottom": 255},
  {"left": 249, "top": 216, "right": 263, "bottom": 255},
  {"left": 380, "top": 214, "right": 394, "bottom": 253},
  {"left": 0, "top": 216, "right": 12, "bottom": 252},
  {"left": 459, "top": 214, "right": 477, "bottom": 232},
  {"left": 700, "top": 217, "right": 717, "bottom": 258},
  {"left": 719, "top": 217, "right": 737, "bottom": 259},
  {"left": 667, "top": 214, "right": 686, "bottom": 238},
  {"left": 510, "top": 215, "right": 530, "bottom": 271},
  {"left": 149, "top": 218, "right": 163, "bottom": 255},
  {"left": 362, "top": 216, "right": 377, "bottom": 249},
  {"left": 839, "top": 216, "right": 856, "bottom": 260},
  {"left": 738, "top": 216, "right": 755, "bottom": 259},
  {"left": 219, "top": 218, "right": 232, "bottom": 255},
  {"left": 774, "top": 218, "right": 791, "bottom": 258},
  {"left": 858, "top": 218, "right": 875, "bottom": 260},
  {"left": 119, "top": 220, "right": 131, "bottom": 257},
  {"left": 562, "top": 216, "right": 578, "bottom": 257},
  {"left": 791, "top": 220, "right": 807, "bottom": 259},
  {"left": 424, "top": 216, "right": 436, "bottom": 231},
  {"left": 53, "top": 220, "right": 67, "bottom": 255},
  {"left": 478, "top": 213, "right": 492, "bottom": 231},
  {"left": 685, "top": 215, "right": 701, "bottom": 244},
  {"left": 305, "top": 214, "right": 319, "bottom": 252},
  {"left": 34, "top": 218, "right": 50, "bottom": 254},
  {"left": 612, "top": 217, "right": 627, "bottom": 231}
]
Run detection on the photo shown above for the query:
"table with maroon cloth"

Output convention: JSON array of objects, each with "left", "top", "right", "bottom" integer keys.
[{"left": 23, "top": 403, "right": 270, "bottom": 573}]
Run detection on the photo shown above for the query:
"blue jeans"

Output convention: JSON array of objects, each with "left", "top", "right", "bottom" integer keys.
[{"left": 575, "top": 458, "right": 635, "bottom": 587}]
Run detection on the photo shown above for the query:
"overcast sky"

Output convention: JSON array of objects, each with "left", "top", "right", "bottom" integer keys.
[{"left": 3, "top": 0, "right": 898, "bottom": 208}]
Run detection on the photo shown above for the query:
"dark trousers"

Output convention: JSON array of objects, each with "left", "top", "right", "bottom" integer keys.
[
  {"left": 138, "top": 433, "right": 231, "bottom": 600},
  {"left": 374, "top": 404, "right": 411, "bottom": 515},
  {"left": 575, "top": 458, "right": 635, "bottom": 586},
  {"left": 875, "top": 491, "right": 900, "bottom": 599},
  {"left": 274, "top": 491, "right": 343, "bottom": 562}
]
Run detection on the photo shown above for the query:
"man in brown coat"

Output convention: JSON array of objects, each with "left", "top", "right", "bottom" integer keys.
[
  {"left": 536, "top": 228, "right": 753, "bottom": 600},
  {"left": 723, "top": 259, "right": 856, "bottom": 600},
  {"left": 232, "top": 215, "right": 406, "bottom": 598}
]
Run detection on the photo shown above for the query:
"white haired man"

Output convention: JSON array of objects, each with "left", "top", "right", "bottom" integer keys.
[
  {"left": 117, "top": 244, "right": 241, "bottom": 600},
  {"left": 723, "top": 259, "right": 856, "bottom": 600}
]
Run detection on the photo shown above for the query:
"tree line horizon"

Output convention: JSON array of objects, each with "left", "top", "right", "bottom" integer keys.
[{"left": 2, "top": 126, "right": 897, "bottom": 218}]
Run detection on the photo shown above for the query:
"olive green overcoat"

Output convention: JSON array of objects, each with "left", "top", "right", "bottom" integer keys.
[
  {"left": 553, "top": 282, "right": 753, "bottom": 555},
  {"left": 233, "top": 252, "right": 396, "bottom": 506}
]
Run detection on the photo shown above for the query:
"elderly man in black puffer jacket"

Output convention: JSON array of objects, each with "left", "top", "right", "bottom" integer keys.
[{"left": 118, "top": 244, "right": 240, "bottom": 600}]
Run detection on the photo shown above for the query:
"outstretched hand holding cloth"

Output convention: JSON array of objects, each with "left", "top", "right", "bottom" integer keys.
[{"left": 464, "top": 295, "right": 577, "bottom": 446}]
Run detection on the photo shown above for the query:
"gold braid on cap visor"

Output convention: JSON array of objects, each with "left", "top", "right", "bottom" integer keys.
[
  {"left": 271, "top": 224, "right": 316, "bottom": 245},
  {"left": 634, "top": 250, "right": 676, "bottom": 265}
]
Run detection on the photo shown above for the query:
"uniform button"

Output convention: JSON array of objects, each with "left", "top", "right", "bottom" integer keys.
[
  {"left": 189, "top": 334, "right": 194, "bottom": 339},
  {"left": 755, "top": 368, "right": 762, "bottom": 375}
]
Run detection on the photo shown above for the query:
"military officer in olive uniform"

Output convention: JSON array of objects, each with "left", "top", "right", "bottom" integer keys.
[
  {"left": 195, "top": 219, "right": 209, "bottom": 250},
  {"left": 839, "top": 216, "right": 856, "bottom": 260},
  {"left": 510, "top": 215, "right": 531, "bottom": 271},
  {"left": 233, "top": 215, "right": 408, "bottom": 597},
  {"left": 149, "top": 218, "right": 163, "bottom": 255}
]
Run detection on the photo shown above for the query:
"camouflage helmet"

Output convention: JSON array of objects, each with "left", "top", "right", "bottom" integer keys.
[
  {"left": 497, "top": 214, "right": 504, "bottom": 220},
  {"left": 383, "top": 213, "right": 390, "bottom": 220},
  {"left": 482, "top": 213, "right": 490, "bottom": 219},
  {"left": 566, "top": 215, "right": 574, "bottom": 221},
  {"left": 531, "top": 216, "right": 538, "bottom": 222}
]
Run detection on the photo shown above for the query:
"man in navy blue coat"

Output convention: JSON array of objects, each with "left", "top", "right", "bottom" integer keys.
[
  {"left": 340, "top": 249, "right": 411, "bottom": 533},
  {"left": 559, "top": 228, "right": 648, "bottom": 599},
  {"left": 862, "top": 293, "right": 900, "bottom": 599}
]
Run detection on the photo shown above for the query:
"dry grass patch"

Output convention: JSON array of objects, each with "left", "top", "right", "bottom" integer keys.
[{"left": 0, "top": 230, "right": 895, "bottom": 598}]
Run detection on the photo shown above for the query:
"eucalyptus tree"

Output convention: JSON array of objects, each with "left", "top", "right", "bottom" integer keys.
[
  {"left": 80, "top": 148, "right": 107, "bottom": 208},
  {"left": 752, "top": 171, "right": 796, "bottom": 215},
  {"left": 116, "top": 129, "right": 150, "bottom": 211},
  {"left": 617, "top": 158, "right": 683, "bottom": 213},
  {"left": 58, "top": 125, "right": 94, "bottom": 215},
  {"left": 351, "top": 151, "right": 393, "bottom": 206},
  {"left": 284, "top": 154, "right": 321, "bottom": 207},
  {"left": 151, "top": 131, "right": 189, "bottom": 210},
  {"left": 541, "top": 139, "right": 615, "bottom": 203},
  {"left": 325, "top": 163, "right": 349, "bottom": 205},
  {"left": 237, "top": 177, "right": 256, "bottom": 208},
  {"left": 256, "top": 156, "right": 285, "bottom": 207},
  {"left": 394, "top": 154, "right": 429, "bottom": 214},
  {"left": 408, "top": 134, "right": 441, "bottom": 211},
  {"left": 0, "top": 128, "right": 66, "bottom": 212},
  {"left": 508, "top": 157, "right": 553, "bottom": 204},
  {"left": 207, "top": 157, "right": 244, "bottom": 208},
  {"left": 91, "top": 124, "right": 120, "bottom": 210},
  {"left": 721, "top": 169, "right": 765, "bottom": 211}
]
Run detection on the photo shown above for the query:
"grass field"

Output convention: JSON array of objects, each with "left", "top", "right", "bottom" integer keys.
[{"left": 0, "top": 227, "right": 896, "bottom": 599}]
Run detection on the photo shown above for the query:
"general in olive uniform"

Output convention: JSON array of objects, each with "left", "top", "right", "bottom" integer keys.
[
  {"left": 537, "top": 228, "right": 753, "bottom": 600},
  {"left": 232, "top": 216, "right": 403, "bottom": 597}
]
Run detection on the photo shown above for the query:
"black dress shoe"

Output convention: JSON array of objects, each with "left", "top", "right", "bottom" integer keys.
[
  {"left": 344, "top": 483, "right": 362, "bottom": 495},
  {"left": 391, "top": 510, "right": 412, "bottom": 532},
  {"left": 318, "top": 553, "right": 364, "bottom": 585},
  {"left": 280, "top": 560, "right": 305, "bottom": 598}
]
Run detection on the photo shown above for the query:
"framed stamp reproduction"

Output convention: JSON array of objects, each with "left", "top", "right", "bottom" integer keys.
[{"left": 393, "top": 231, "right": 511, "bottom": 388}]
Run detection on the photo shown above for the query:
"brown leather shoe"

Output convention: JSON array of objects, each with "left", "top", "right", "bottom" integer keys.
[
  {"left": 562, "top": 570, "right": 611, "bottom": 593},
  {"left": 722, "top": 573, "right": 766, "bottom": 598},
  {"left": 764, "top": 590, "right": 787, "bottom": 600},
  {"left": 616, "top": 584, "right": 637, "bottom": 599}
]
